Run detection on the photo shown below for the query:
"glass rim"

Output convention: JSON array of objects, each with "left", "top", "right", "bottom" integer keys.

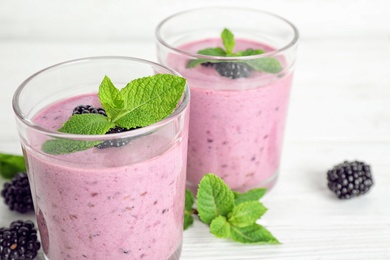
[
  {"left": 12, "top": 56, "right": 190, "bottom": 140},
  {"left": 155, "top": 6, "right": 299, "bottom": 60}
]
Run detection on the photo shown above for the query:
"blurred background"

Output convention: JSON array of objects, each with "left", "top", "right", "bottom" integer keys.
[{"left": 1, "top": 0, "right": 389, "bottom": 155}]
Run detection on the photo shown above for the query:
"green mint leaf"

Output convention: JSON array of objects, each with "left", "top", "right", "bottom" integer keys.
[
  {"left": 184, "top": 189, "right": 195, "bottom": 230},
  {"left": 184, "top": 214, "right": 194, "bottom": 231},
  {"left": 98, "top": 75, "right": 123, "bottom": 110},
  {"left": 42, "top": 114, "right": 115, "bottom": 155},
  {"left": 245, "top": 57, "right": 283, "bottom": 74},
  {"left": 228, "top": 201, "right": 267, "bottom": 227},
  {"left": 221, "top": 28, "right": 235, "bottom": 54},
  {"left": 59, "top": 114, "right": 114, "bottom": 135},
  {"left": 233, "top": 188, "right": 267, "bottom": 205},
  {"left": 42, "top": 139, "right": 100, "bottom": 155},
  {"left": 197, "top": 173, "right": 234, "bottom": 224},
  {"left": 0, "top": 153, "right": 26, "bottom": 179},
  {"left": 210, "top": 215, "right": 231, "bottom": 238},
  {"left": 185, "top": 188, "right": 195, "bottom": 211},
  {"left": 230, "top": 224, "right": 280, "bottom": 244},
  {"left": 198, "top": 47, "right": 226, "bottom": 56},
  {"left": 111, "top": 74, "right": 186, "bottom": 129}
]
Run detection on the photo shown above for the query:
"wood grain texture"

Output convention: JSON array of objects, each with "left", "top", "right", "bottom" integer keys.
[{"left": 1, "top": 0, "right": 389, "bottom": 259}]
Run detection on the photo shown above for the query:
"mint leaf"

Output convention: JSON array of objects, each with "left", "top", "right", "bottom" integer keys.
[
  {"left": 197, "top": 173, "right": 234, "bottom": 224},
  {"left": 0, "top": 153, "right": 26, "bottom": 179},
  {"left": 59, "top": 114, "right": 114, "bottom": 135},
  {"left": 210, "top": 215, "right": 231, "bottom": 238},
  {"left": 42, "top": 139, "right": 101, "bottom": 155},
  {"left": 228, "top": 201, "right": 267, "bottom": 227},
  {"left": 184, "top": 189, "right": 195, "bottom": 230},
  {"left": 221, "top": 28, "right": 235, "bottom": 54},
  {"left": 198, "top": 47, "right": 226, "bottom": 56},
  {"left": 98, "top": 75, "right": 123, "bottom": 110},
  {"left": 245, "top": 57, "right": 283, "bottom": 74},
  {"left": 233, "top": 188, "right": 267, "bottom": 205},
  {"left": 230, "top": 224, "right": 280, "bottom": 244},
  {"left": 112, "top": 74, "right": 186, "bottom": 129},
  {"left": 42, "top": 114, "right": 115, "bottom": 154}
]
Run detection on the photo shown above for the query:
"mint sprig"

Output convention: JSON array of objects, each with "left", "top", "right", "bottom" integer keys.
[
  {"left": 187, "top": 28, "right": 283, "bottom": 74},
  {"left": 0, "top": 153, "right": 26, "bottom": 179},
  {"left": 184, "top": 174, "right": 280, "bottom": 245},
  {"left": 42, "top": 74, "right": 186, "bottom": 154}
]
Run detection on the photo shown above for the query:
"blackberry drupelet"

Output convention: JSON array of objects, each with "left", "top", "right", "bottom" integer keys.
[
  {"left": 0, "top": 220, "right": 41, "bottom": 260},
  {"left": 327, "top": 161, "right": 374, "bottom": 199},
  {"left": 214, "top": 62, "right": 251, "bottom": 79},
  {"left": 1, "top": 173, "right": 34, "bottom": 213},
  {"left": 71, "top": 105, "right": 133, "bottom": 149}
]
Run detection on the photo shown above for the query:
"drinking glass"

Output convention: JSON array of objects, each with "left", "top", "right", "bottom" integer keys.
[
  {"left": 12, "top": 56, "right": 190, "bottom": 260},
  {"left": 156, "top": 7, "right": 298, "bottom": 192}
]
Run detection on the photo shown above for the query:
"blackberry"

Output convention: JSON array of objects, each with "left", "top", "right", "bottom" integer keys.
[
  {"left": 201, "top": 62, "right": 215, "bottom": 67},
  {"left": 1, "top": 173, "right": 34, "bottom": 213},
  {"left": 71, "top": 105, "right": 134, "bottom": 149},
  {"left": 214, "top": 62, "right": 251, "bottom": 79},
  {"left": 72, "top": 105, "right": 106, "bottom": 116},
  {"left": 327, "top": 161, "right": 374, "bottom": 200},
  {"left": 0, "top": 220, "right": 41, "bottom": 260},
  {"left": 95, "top": 126, "right": 133, "bottom": 149}
]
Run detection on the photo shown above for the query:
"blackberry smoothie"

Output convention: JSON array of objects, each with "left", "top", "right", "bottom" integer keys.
[
  {"left": 24, "top": 93, "right": 189, "bottom": 260},
  {"left": 13, "top": 57, "right": 190, "bottom": 260},
  {"left": 165, "top": 38, "right": 293, "bottom": 192}
]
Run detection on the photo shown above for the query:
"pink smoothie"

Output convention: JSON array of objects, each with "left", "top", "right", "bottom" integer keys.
[
  {"left": 24, "top": 94, "right": 188, "bottom": 260},
  {"left": 166, "top": 38, "right": 293, "bottom": 193}
]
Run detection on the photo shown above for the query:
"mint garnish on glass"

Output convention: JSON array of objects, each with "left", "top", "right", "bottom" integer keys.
[
  {"left": 42, "top": 74, "right": 186, "bottom": 155},
  {"left": 184, "top": 174, "right": 280, "bottom": 245},
  {"left": 187, "top": 28, "right": 283, "bottom": 75}
]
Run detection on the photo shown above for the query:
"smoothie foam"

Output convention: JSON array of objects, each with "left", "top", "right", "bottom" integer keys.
[
  {"left": 25, "top": 94, "right": 187, "bottom": 260},
  {"left": 166, "top": 38, "right": 293, "bottom": 192}
]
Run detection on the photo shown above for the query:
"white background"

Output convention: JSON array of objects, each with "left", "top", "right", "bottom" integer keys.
[{"left": 1, "top": 0, "right": 390, "bottom": 259}]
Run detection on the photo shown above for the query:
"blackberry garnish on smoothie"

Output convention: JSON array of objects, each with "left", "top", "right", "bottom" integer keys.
[
  {"left": 72, "top": 105, "right": 135, "bottom": 149},
  {"left": 187, "top": 28, "right": 283, "bottom": 79},
  {"left": 42, "top": 74, "right": 186, "bottom": 154}
]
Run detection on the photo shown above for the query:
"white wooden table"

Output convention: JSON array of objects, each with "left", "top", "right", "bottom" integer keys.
[{"left": 1, "top": 0, "right": 389, "bottom": 259}]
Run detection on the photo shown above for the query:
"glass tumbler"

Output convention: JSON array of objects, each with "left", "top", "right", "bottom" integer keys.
[
  {"left": 156, "top": 7, "right": 298, "bottom": 193},
  {"left": 12, "top": 56, "right": 190, "bottom": 260}
]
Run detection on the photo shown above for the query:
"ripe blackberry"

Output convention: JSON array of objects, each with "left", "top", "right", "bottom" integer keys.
[
  {"left": 201, "top": 62, "right": 215, "bottom": 67},
  {"left": 214, "top": 62, "right": 251, "bottom": 79},
  {"left": 327, "top": 161, "right": 374, "bottom": 200},
  {"left": 1, "top": 173, "right": 34, "bottom": 213},
  {"left": 71, "top": 105, "right": 135, "bottom": 149},
  {"left": 0, "top": 220, "right": 41, "bottom": 260},
  {"left": 95, "top": 126, "right": 133, "bottom": 149},
  {"left": 72, "top": 105, "right": 106, "bottom": 116}
]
